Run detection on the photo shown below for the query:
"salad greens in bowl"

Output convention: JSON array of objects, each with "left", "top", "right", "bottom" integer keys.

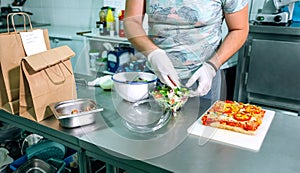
[{"left": 150, "top": 85, "right": 190, "bottom": 112}]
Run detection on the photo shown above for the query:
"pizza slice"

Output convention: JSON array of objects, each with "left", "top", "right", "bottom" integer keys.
[{"left": 201, "top": 100, "right": 266, "bottom": 135}]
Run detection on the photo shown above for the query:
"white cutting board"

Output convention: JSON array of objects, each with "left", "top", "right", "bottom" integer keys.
[{"left": 187, "top": 109, "right": 275, "bottom": 152}]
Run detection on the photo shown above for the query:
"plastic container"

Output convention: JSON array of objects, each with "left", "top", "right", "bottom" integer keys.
[
  {"left": 25, "top": 140, "right": 66, "bottom": 161},
  {"left": 89, "top": 51, "right": 99, "bottom": 69},
  {"left": 107, "top": 47, "right": 134, "bottom": 73}
]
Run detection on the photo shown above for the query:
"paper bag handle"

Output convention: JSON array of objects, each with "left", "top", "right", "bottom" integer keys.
[
  {"left": 44, "top": 61, "right": 73, "bottom": 85},
  {"left": 7, "top": 12, "right": 33, "bottom": 33}
]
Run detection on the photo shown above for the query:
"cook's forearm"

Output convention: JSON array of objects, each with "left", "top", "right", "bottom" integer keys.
[
  {"left": 209, "top": 5, "right": 249, "bottom": 69},
  {"left": 124, "top": 17, "right": 158, "bottom": 56},
  {"left": 124, "top": 0, "right": 158, "bottom": 56},
  {"left": 127, "top": 35, "right": 159, "bottom": 56},
  {"left": 210, "top": 29, "right": 248, "bottom": 69}
]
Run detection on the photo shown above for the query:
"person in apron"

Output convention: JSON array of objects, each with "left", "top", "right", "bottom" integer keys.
[{"left": 124, "top": 0, "right": 249, "bottom": 101}]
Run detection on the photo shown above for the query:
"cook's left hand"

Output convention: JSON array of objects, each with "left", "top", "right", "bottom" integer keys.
[{"left": 185, "top": 62, "right": 217, "bottom": 97}]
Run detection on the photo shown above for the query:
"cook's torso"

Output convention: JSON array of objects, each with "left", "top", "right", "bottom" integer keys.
[{"left": 146, "top": 0, "right": 224, "bottom": 73}]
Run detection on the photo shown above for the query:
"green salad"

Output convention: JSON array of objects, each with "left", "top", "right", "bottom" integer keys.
[{"left": 151, "top": 85, "right": 189, "bottom": 112}]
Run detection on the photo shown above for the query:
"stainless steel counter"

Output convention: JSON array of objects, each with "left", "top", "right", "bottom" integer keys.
[
  {"left": 0, "top": 75, "right": 300, "bottom": 173},
  {"left": 249, "top": 24, "right": 300, "bottom": 36}
]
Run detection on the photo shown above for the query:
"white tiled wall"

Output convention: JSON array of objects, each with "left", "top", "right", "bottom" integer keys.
[
  {"left": 2, "top": 0, "right": 104, "bottom": 28},
  {"left": 2, "top": 0, "right": 262, "bottom": 28},
  {"left": 26, "top": 0, "right": 103, "bottom": 28}
]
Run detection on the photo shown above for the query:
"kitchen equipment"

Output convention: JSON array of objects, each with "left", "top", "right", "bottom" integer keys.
[
  {"left": 47, "top": 158, "right": 66, "bottom": 173},
  {"left": 0, "top": 148, "right": 13, "bottom": 173},
  {"left": 107, "top": 47, "right": 134, "bottom": 73},
  {"left": 0, "top": 122, "right": 21, "bottom": 143},
  {"left": 0, "top": 7, "right": 33, "bottom": 28},
  {"left": 12, "top": 0, "right": 27, "bottom": 6},
  {"left": 14, "top": 158, "right": 57, "bottom": 173},
  {"left": 289, "top": 1, "right": 300, "bottom": 24},
  {"left": 49, "top": 98, "right": 104, "bottom": 128},
  {"left": 20, "top": 134, "right": 44, "bottom": 155},
  {"left": 112, "top": 72, "right": 157, "bottom": 102},
  {"left": 26, "top": 140, "right": 66, "bottom": 161},
  {"left": 255, "top": 0, "right": 300, "bottom": 25},
  {"left": 0, "top": 165, "right": 7, "bottom": 173},
  {"left": 10, "top": 148, "right": 70, "bottom": 172}
]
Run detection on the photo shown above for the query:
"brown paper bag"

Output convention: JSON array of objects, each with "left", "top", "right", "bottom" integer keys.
[
  {"left": 0, "top": 12, "right": 50, "bottom": 114},
  {"left": 19, "top": 45, "right": 77, "bottom": 122}
]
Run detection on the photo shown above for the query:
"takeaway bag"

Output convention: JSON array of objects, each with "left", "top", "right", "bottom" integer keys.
[
  {"left": 0, "top": 12, "right": 50, "bottom": 114},
  {"left": 19, "top": 45, "right": 77, "bottom": 122}
]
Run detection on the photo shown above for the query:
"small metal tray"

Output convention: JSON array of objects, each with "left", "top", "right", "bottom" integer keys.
[
  {"left": 49, "top": 98, "right": 103, "bottom": 128},
  {"left": 14, "top": 158, "right": 57, "bottom": 173}
]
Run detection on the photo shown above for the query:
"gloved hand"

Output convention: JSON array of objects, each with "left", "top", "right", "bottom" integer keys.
[
  {"left": 148, "top": 49, "right": 180, "bottom": 88},
  {"left": 185, "top": 62, "right": 217, "bottom": 97}
]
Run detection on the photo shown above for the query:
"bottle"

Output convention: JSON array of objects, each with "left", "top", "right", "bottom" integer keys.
[
  {"left": 114, "top": 8, "right": 119, "bottom": 36},
  {"left": 106, "top": 7, "right": 115, "bottom": 36},
  {"left": 99, "top": 8, "right": 107, "bottom": 35},
  {"left": 96, "top": 21, "right": 101, "bottom": 35},
  {"left": 119, "top": 10, "right": 125, "bottom": 37}
]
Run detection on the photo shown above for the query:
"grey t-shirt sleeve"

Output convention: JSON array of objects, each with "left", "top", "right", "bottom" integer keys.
[{"left": 222, "top": 0, "right": 248, "bottom": 13}]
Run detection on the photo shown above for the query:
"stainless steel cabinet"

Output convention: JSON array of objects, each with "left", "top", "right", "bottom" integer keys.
[{"left": 234, "top": 25, "right": 300, "bottom": 113}]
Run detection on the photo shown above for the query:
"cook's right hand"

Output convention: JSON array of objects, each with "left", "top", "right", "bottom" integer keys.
[{"left": 147, "top": 49, "right": 180, "bottom": 88}]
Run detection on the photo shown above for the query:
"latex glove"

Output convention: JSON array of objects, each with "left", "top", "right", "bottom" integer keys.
[
  {"left": 148, "top": 49, "right": 180, "bottom": 88},
  {"left": 185, "top": 62, "right": 217, "bottom": 97}
]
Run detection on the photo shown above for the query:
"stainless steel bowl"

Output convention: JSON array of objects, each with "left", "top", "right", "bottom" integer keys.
[
  {"left": 14, "top": 158, "right": 57, "bottom": 173},
  {"left": 49, "top": 98, "right": 103, "bottom": 128}
]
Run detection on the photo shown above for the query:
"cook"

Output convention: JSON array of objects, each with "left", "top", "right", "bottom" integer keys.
[{"left": 124, "top": 0, "right": 249, "bottom": 100}]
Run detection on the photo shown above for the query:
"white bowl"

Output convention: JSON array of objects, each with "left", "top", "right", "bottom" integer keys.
[{"left": 112, "top": 72, "right": 157, "bottom": 102}]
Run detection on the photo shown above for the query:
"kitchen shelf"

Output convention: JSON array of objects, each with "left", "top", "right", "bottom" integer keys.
[
  {"left": 81, "top": 33, "right": 133, "bottom": 76},
  {"left": 83, "top": 33, "right": 130, "bottom": 45}
]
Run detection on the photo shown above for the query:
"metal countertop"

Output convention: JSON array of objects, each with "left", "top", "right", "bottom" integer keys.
[
  {"left": 0, "top": 75, "right": 300, "bottom": 173},
  {"left": 75, "top": 83, "right": 300, "bottom": 173}
]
